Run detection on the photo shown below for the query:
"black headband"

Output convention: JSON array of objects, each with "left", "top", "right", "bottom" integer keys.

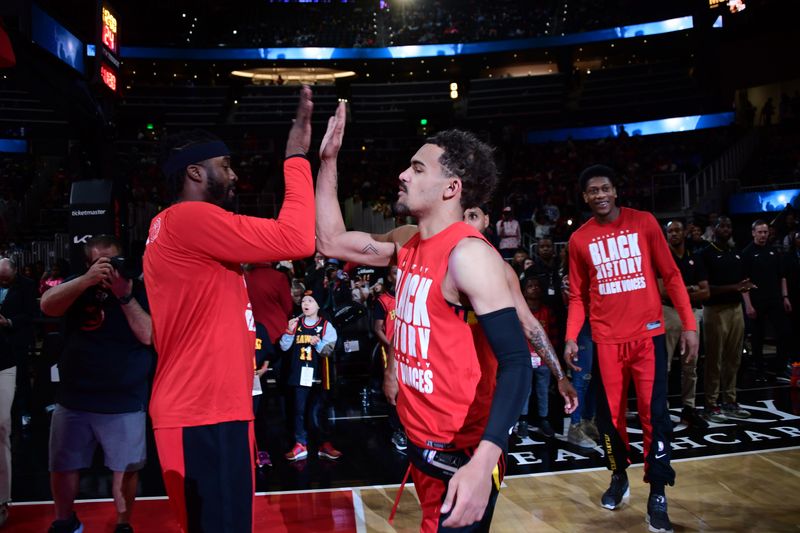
[{"left": 161, "top": 140, "right": 230, "bottom": 176}]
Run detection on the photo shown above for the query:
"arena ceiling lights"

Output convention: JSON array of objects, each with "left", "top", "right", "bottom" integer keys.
[{"left": 230, "top": 67, "right": 356, "bottom": 84}]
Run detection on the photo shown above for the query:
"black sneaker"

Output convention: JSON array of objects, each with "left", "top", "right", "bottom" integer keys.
[
  {"left": 517, "top": 420, "right": 529, "bottom": 438},
  {"left": 537, "top": 418, "right": 554, "bottom": 438},
  {"left": 48, "top": 513, "right": 83, "bottom": 533},
  {"left": 600, "top": 473, "right": 630, "bottom": 510},
  {"left": 391, "top": 430, "right": 407, "bottom": 451},
  {"left": 646, "top": 493, "right": 674, "bottom": 533},
  {"left": 681, "top": 406, "right": 709, "bottom": 429}
]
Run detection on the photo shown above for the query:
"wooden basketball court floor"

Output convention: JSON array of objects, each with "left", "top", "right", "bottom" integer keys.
[{"left": 9, "top": 446, "right": 800, "bottom": 532}]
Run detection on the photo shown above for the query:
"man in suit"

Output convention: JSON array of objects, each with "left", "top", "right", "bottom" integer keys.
[{"left": 0, "top": 257, "right": 37, "bottom": 526}]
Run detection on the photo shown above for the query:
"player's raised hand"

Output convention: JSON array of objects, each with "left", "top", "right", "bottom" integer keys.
[
  {"left": 320, "top": 101, "right": 347, "bottom": 162},
  {"left": 285, "top": 85, "right": 313, "bottom": 158}
]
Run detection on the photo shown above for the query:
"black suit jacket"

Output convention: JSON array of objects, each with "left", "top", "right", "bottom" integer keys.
[{"left": 0, "top": 275, "right": 37, "bottom": 370}]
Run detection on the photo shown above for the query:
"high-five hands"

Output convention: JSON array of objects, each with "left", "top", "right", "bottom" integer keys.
[
  {"left": 286, "top": 85, "right": 313, "bottom": 158},
  {"left": 320, "top": 101, "right": 347, "bottom": 162}
]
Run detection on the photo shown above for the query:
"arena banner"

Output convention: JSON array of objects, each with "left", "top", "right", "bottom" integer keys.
[
  {"left": 121, "top": 16, "right": 694, "bottom": 61},
  {"left": 68, "top": 180, "right": 114, "bottom": 269}
]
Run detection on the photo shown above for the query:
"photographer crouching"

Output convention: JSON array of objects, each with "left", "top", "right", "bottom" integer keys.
[{"left": 40, "top": 235, "right": 153, "bottom": 533}]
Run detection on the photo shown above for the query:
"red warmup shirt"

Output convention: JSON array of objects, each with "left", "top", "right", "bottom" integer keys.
[
  {"left": 245, "top": 265, "right": 293, "bottom": 344},
  {"left": 394, "top": 222, "right": 497, "bottom": 450},
  {"left": 566, "top": 207, "right": 695, "bottom": 344},
  {"left": 143, "top": 157, "right": 315, "bottom": 429},
  {"left": 376, "top": 291, "right": 396, "bottom": 341}
]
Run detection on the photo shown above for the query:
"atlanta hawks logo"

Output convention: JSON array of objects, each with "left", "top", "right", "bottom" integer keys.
[{"left": 146, "top": 216, "right": 161, "bottom": 245}]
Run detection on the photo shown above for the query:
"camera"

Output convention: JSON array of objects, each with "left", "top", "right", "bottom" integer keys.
[{"left": 109, "top": 256, "right": 139, "bottom": 280}]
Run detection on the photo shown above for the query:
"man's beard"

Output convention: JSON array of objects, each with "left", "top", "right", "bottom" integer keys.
[
  {"left": 207, "top": 174, "right": 236, "bottom": 212},
  {"left": 393, "top": 199, "right": 410, "bottom": 217}
]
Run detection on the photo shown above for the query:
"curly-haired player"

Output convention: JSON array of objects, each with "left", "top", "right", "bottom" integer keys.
[{"left": 315, "top": 104, "right": 576, "bottom": 532}]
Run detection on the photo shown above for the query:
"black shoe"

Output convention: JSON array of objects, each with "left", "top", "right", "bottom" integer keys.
[
  {"left": 516, "top": 420, "right": 529, "bottom": 438},
  {"left": 48, "top": 513, "right": 83, "bottom": 533},
  {"left": 537, "top": 418, "right": 554, "bottom": 438},
  {"left": 600, "top": 473, "right": 630, "bottom": 510},
  {"left": 646, "top": 493, "right": 674, "bottom": 533},
  {"left": 681, "top": 406, "right": 709, "bottom": 429},
  {"left": 391, "top": 430, "right": 407, "bottom": 451}
]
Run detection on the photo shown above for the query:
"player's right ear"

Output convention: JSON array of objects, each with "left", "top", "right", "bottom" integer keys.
[{"left": 186, "top": 164, "right": 203, "bottom": 184}]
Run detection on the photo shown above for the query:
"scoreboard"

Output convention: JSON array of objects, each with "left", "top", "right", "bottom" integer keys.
[
  {"left": 709, "top": 0, "right": 746, "bottom": 13},
  {"left": 96, "top": 2, "right": 120, "bottom": 93}
]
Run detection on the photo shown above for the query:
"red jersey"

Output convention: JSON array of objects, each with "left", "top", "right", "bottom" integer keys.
[
  {"left": 375, "top": 291, "right": 396, "bottom": 341},
  {"left": 245, "top": 265, "right": 293, "bottom": 344},
  {"left": 566, "top": 207, "right": 695, "bottom": 344},
  {"left": 143, "top": 157, "right": 315, "bottom": 429},
  {"left": 394, "top": 222, "right": 497, "bottom": 450}
]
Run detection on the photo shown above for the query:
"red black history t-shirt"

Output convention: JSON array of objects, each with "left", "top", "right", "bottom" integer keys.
[
  {"left": 394, "top": 222, "right": 497, "bottom": 450},
  {"left": 566, "top": 207, "right": 696, "bottom": 344}
]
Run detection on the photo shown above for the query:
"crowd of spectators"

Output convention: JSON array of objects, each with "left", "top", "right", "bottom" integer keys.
[
  {"left": 0, "top": 122, "right": 745, "bottom": 275},
  {"left": 558, "top": 0, "right": 692, "bottom": 35},
  {"left": 179, "top": 0, "right": 696, "bottom": 49},
  {"left": 490, "top": 127, "right": 738, "bottom": 244},
  {"left": 386, "top": 0, "right": 552, "bottom": 46},
  {"left": 322, "top": 126, "right": 739, "bottom": 251}
]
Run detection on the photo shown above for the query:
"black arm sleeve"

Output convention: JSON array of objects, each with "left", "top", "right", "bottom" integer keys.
[{"left": 477, "top": 307, "right": 533, "bottom": 452}]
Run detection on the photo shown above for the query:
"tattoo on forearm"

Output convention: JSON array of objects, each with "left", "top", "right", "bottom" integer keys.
[
  {"left": 361, "top": 243, "right": 380, "bottom": 255},
  {"left": 528, "top": 326, "right": 565, "bottom": 380}
]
